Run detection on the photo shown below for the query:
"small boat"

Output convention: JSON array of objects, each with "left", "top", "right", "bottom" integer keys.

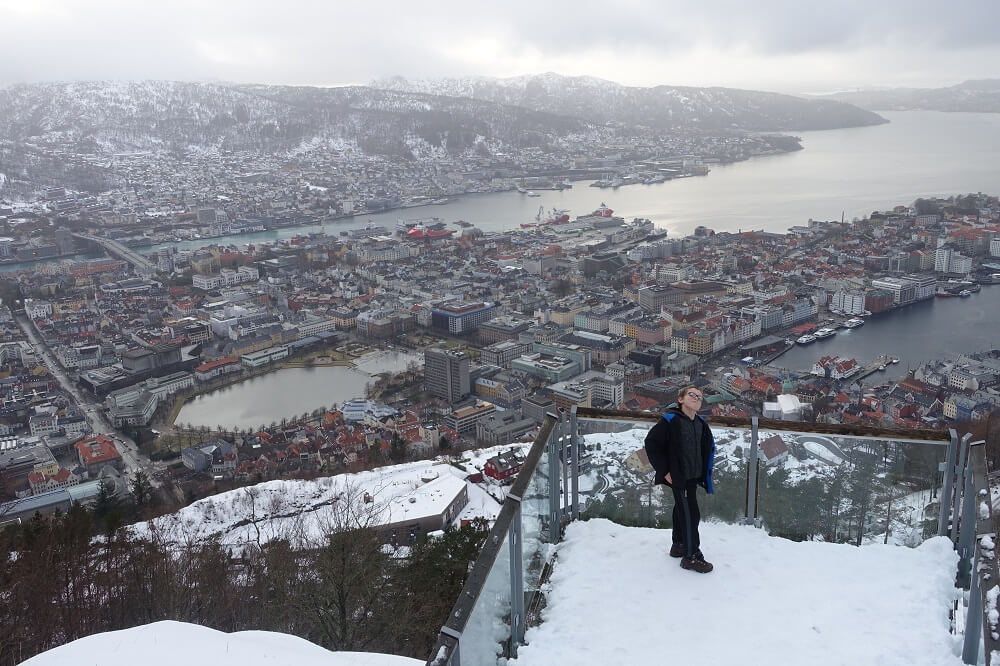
[
  {"left": 959, "top": 290, "right": 972, "bottom": 297},
  {"left": 843, "top": 318, "right": 864, "bottom": 328},
  {"left": 814, "top": 327, "right": 836, "bottom": 339},
  {"left": 525, "top": 191, "right": 540, "bottom": 197},
  {"left": 796, "top": 335, "right": 817, "bottom": 345}
]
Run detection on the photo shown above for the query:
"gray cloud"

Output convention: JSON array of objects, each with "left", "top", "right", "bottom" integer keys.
[{"left": 0, "top": 0, "right": 997, "bottom": 92}]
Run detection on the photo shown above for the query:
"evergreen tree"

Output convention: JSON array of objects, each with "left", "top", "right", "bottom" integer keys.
[{"left": 129, "top": 471, "right": 153, "bottom": 507}]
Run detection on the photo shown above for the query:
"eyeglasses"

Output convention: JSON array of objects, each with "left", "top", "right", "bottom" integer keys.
[{"left": 686, "top": 392, "right": 703, "bottom": 400}]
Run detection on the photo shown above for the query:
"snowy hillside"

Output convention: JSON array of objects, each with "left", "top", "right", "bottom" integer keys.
[
  {"left": 821, "top": 79, "right": 1000, "bottom": 113},
  {"left": 373, "top": 72, "right": 888, "bottom": 131},
  {"left": 0, "top": 80, "right": 591, "bottom": 156}
]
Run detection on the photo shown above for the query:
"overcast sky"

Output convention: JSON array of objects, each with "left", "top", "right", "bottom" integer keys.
[{"left": 1, "top": 0, "right": 997, "bottom": 93}]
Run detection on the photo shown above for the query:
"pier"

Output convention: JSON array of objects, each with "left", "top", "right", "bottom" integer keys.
[{"left": 852, "top": 355, "right": 898, "bottom": 382}]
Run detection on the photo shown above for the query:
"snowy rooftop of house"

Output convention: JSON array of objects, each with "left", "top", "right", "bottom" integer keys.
[{"left": 128, "top": 445, "right": 525, "bottom": 548}]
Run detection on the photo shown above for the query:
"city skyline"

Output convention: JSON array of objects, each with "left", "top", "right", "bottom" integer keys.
[{"left": 1, "top": 0, "right": 998, "bottom": 94}]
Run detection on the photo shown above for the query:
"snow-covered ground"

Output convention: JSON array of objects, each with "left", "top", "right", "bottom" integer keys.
[
  {"left": 353, "top": 350, "right": 424, "bottom": 375},
  {"left": 23, "top": 521, "right": 969, "bottom": 666},
  {"left": 22, "top": 427, "right": 972, "bottom": 666},
  {"left": 510, "top": 519, "right": 964, "bottom": 666},
  {"left": 21, "top": 621, "right": 421, "bottom": 666}
]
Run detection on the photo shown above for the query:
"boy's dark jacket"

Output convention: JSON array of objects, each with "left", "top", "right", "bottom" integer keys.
[{"left": 643, "top": 407, "right": 716, "bottom": 494}]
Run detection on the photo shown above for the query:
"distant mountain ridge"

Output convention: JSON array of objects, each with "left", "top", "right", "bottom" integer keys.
[
  {"left": 372, "top": 72, "right": 888, "bottom": 131},
  {"left": 818, "top": 79, "right": 1000, "bottom": 113},
  {"left": 0, "top": 77, "right": 886, "bottom": 160},
  {"left": 0, "top": 80, "right": 591, "bottom": 157}
]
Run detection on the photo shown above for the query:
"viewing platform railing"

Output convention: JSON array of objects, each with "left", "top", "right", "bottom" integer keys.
[{"left": 426, "top": 408, "right": 997, "bottom": 666}]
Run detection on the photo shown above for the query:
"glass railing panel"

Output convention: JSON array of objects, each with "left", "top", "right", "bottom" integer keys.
[
  {"left": 459, "top": 525, "right": 513, "bottom": 666},
  {"left": 694, "top": 425, "right": 753, "bottom": 524},
  {"left": 520, "top": 427, "right": 555, "bottom": 596},
  {"left": 573, "top": 419, "right": 748, "bottom": 528},
  {"left": 574, "top": 418, "right": 661, "bottom": 527},
  {"left": 751, "top": 432, "right": 947, "bottom": 545}
]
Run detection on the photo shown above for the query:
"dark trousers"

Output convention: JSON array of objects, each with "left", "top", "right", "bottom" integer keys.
[{"left": 671, "top": 480, "right": 701, "bottom": 558}]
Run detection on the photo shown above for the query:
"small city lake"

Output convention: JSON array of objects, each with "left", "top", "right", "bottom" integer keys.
[{"left": 175, "top": 351, "right": 423, "bottom": 430}]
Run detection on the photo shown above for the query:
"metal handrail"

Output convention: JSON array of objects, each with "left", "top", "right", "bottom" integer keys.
[
  {"left": 426, "top": 413, "right": 559, "bottom": 666},
  {"left": 573, "top": 406, "right": 953, "bottom": 444}
]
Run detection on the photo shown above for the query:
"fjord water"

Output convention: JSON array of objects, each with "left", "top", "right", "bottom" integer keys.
[
  {"left": 176, "top": 111, "right": 1000, "bottom": 427},
  {"left": 162, "top": 109, "right": 1000, "bottom": 246}
]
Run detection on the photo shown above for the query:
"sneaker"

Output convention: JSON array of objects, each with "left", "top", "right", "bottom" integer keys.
[
  {"left": 669, "top": 543, "right": 685, "bottom": 558},
  {"left": 680, "top": 553, "right": 714, "bottom": 573}
]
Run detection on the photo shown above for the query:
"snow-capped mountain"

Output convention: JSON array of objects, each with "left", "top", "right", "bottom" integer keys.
[
  {"left": 0, "top": 80, "right": 591, "bottom": 156},
  {"left": 372, "top": 72, "right": 888, "bottom": 131}
]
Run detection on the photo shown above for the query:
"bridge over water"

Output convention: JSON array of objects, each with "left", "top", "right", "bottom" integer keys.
[{"left": 71, "top": 233, "right": 158, "bottom": 276}]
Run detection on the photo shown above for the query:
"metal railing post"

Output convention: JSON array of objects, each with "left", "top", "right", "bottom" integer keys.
[
  {"left": 570, "top": 406, "right": 580, "bottom": 520},
  {"left": 745, "top": 416, "right": 760, "bottom": 525},
  {"left": 939, "top": 429, "right": 959, "bottom": 537},
  {"left": 957, "top": 461, "right": 976, "bottom": 589},
  {"left": 548, "top": 414, "right": 562, "bottom": 542},
  {"left": 508, "top": 501, "right": 524, "bottom": 652},
  {"left": 963, "top": 541, "right": 983, "bottom": 664},
  {"left": 437, "top": 630, "right": 461, "bottom": 666},
  {"left": 561, "top": 411, "right": 570, "bottom": 518},
  {"left": 951, "top": 433, "right": 973, "bottom": 544}
]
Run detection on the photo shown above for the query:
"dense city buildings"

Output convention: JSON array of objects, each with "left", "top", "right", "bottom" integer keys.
[{"left": 1, "top": 170, "right": 999, "bottom": 513}]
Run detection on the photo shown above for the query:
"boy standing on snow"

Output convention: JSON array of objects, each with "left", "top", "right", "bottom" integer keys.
[{"left": 643, "top": 385, "right": 716, "bottom": 573}]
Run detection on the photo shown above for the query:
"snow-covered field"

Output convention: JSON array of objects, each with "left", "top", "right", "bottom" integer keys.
[
  {"left": 510, "top": 519, "right": 964, "bottom": 666},
  {"left": 353, "top": 350, "right": 424, "bottom": 375}
]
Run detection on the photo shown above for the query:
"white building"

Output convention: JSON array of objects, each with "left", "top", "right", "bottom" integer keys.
[
  {"left": 240, "top": 345, "right": 289, "bottom": 368},
  {"left": 192, "top": 266, "right": 260, "bottom": 291},
  {"left": 762, "top": 394, "right": 803, "bottom": 421},
  {"left": 24, "top": 299, "right": 53, "bottom": 319},
  {"left": 934, "top": 247, "right": 972, "bottom": 275}
]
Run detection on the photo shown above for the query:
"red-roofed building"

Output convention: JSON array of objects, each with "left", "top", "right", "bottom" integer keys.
[
  {"left": 27, "top": 467, "right": 80, "bottom": 495},
  {"left": 484, "top": 450, "right": 523, "bottom": 482},
  {"left": 194, "top": 357, "right": 242, "bottom": 382},
  {"left": 759, "top": 435, "right": 790, "bottom": 466},
  {"left": 75, "top": 435, "right": 124, "bottom": 476}
]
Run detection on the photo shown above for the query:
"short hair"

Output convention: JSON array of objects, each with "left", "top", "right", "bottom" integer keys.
[{"left": 677, "top": 384, "right": 702, "bottom": 402}]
